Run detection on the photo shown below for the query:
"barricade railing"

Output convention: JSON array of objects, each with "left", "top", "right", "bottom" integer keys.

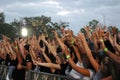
[
  {"left": 0, "top": 65, "right": 80, "bottom": 80},
  {"left": 0, "top": 65, "right": 9, "bottom": 80},
  {"left": 26, "top": 70, "right": 81, "bottom": 80},
  {"left": 26, "top": 70, "right": 70, "bottom": 80}
]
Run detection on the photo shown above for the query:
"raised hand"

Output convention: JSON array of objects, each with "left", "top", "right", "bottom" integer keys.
[
  {"left": 52, "top": 30, "right": 58, "bottom": 37},
  {"left": 112, "top": 26, "right": 117, "bottom": 36},
  {"left": 33, "top": 60, "right": 38, "bottom": 66},
  {"left": 81, "top": 32, "right": 99, "bottom": 71}
]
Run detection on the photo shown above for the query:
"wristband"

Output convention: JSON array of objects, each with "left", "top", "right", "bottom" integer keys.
[
  {"left": 71, "top": 37, "right": 75, "bottom": 45},
  {"left": 89, "top": 29, "right": 93, "bottom": 32},
  {"left": 66, "top": 55, "right": 70, "bottom": 59},
  {"left": 104, "top": 47, "right": 108, "bottom": 52},
  {"left": 71, "top": 40, "right": 75, "bottom": 45},
  {"left": 14, "top": 46, "right": 18, "bottom": 49}
]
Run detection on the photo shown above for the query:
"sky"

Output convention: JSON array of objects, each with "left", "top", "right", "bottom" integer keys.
[{"left": 0, "top": 0, "right": 120, "bottom": 34}]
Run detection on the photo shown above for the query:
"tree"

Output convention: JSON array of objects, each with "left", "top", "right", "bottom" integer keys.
[
  {"left": 46, "top": 21, "right": 69, "bottom": 39},
  {"left": 11, "top": 15, "right": 69, "bottom": 39},
  {"left": 89, "top": 19, "right": 99, "bottom": 30},
  {"left": 0, "top": 12, "right": 5, "bottom": 24},
  {"left": 10, "top": 19, "right": 23, "bottom": 37},
  {"left": 0, "top": 23, "right": 17, "bottom": 40},
  {"left": 80, "top": 27, "right": 86, "bottom": 34}
]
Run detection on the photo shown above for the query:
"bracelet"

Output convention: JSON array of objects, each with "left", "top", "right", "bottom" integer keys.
[
  {"left": 71, "top": 40, "right": 75, "bottom": 45},
  {"left": 103, "top": 38, "right": 106, "bottom": 41},
  {"left": 89, "top": 29, "right": 93, "bottom": 32},
  {"left": 71, "top": 37, "right": 75, "bottom": 45},
  {"left": 66, "top": 54, "right": 70, "bottom": 59},
  {"left": 104, "top": 47, "right": 108, "bottom": 52},
  {"left": 14, "top": 46, "right": 18, "bottom": 49}
]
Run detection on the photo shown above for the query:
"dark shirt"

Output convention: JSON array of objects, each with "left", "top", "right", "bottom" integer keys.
[
  {"left": 10, "top": 58, "right": 18, "bottom": 66},
  {"left": 39, "top": 66, "right": 52, "bottom": 73},
  {"left": 54, "top": 62, "right": 68, "bottom": 75},
  {"left": 12, "top": 57, "right": 25, "bottom": 80},
  {"left": 12, "top": 54, "right": 34, "bottom": 80},
  {"left": 25, "top": 54, "right": 35, "bottom": 70},
  {"left": 5, "top": 54, "right": 11, "bottom": 65}
]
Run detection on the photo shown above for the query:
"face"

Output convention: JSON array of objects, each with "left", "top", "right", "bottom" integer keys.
[
  {"left": 65, "top": 34, "right": 71, "bottom": 41},
  {"left": 56, "top": 55, "right": 61, "bottom": 64},
  {"left": 37, "top": 58, "right": 42, "bottom": 63},
  {"left": 24, "top": 49, "right": 29, "bottom": 55},
  {"left": 56, "top": 59, "right": 61, "bottom": 64}
]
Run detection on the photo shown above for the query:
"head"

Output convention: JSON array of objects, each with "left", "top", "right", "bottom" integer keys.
[
  {"left": 56, "top": 52, "right": 66, "bottom": 64},
  {"left": 100, "top": 57, "right": 111, "bottom": 78},
  {"left": 24, "top": 44, "right": 30, "bottom": 55}
]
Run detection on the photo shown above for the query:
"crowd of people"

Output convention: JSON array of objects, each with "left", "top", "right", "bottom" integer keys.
[{"left": 0, "top": 25, "right": 120, "bottom": 80}]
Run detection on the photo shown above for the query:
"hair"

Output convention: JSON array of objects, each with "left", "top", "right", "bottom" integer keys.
[
  {"left": 57, "top": 52, "right": 66, "bottom": 63},
  {"left": 101, "top": 57, "right": 111, "bottom": 78},
  {"left": 24, "top": 44, "right": 30, "bottom": 52},
  {"left": 56, "top": 46, "right": 62, "bottom": 53},
  {"left": 38, "top": 54, "right": 46, "bottom": 62},
  {"left": 39, "top": 40, "right": 44, "bottom": 48}
]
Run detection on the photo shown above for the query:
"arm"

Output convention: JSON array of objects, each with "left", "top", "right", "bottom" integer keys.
[
  {"left": 92, "top": 32, "right": 99, "bottom": 53},
  {"left": 18, "top": 39, "right": 26, "bottom": 59},
  {"left": 39, "top": 46, "right": 56, "bottom": 73},
  {"left": 79, "top": 33, "right": 99, "bottom": 72},
  {"left": 100, "top": 38, "right": 120, "bottom": 63},
  {"left": 106, "top": 50, "right": 120, "bottom": 63},
  {"left": 41, "top": 35, "right": 57, "bottom": 57},
  {"left": 101, "top": 75, "right": 112, "bottom": 80},
  {"left": 74, "top": 36, "right": 86, "bottom": 54},
  {"left": 41, "top": 34, "right": 61, "bottom": 63},
  {"left": 40, "top": 46, "right": 51, "bottom": 63},
  {"left": 72, "top": 45, "right": 82, "bottom": 63},
  {"left": 54, "top": 31, "right": 91, "bottom": 77},
  {"left": 113, "top": 35, "right": 120, "bottom": 53},
  {"left": 17, "top": 62, "right": 32, "bottom": 70},
  {"left": 29, "top": 47, "right": 37, "bottom": 61},
  {"left": 53, "top": 31, "right": 65, "bottom": 51},
  {"left": 35, "top": 62, "right": 61, "bottom": 69},
  {"left": 64, "top": 46, "right": 90, "bottom": 77}
]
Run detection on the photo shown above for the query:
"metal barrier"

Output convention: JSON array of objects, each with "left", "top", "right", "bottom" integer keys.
[
  {"left": 0, "top": 65, "right": 80, "bottom": 80},
  {"left": 0, "top": 65, "right": 9, "bottom": 80},
  {"left": 26, "top": 70, "right": 70, "bottom": 80}
]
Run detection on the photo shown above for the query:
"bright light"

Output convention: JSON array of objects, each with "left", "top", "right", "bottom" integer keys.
[{"left": 21, "top": 28, "right": 28, "bottom": 37}]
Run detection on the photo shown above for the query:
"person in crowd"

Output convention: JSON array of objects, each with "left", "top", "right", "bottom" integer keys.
[{"left": 0, "top": 25, "right": 119, "bottom": 80}]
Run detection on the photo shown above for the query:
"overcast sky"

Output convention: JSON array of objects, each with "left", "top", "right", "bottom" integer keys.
[{"left": 0, "top": 0, "right": 120, "bottom": 34}]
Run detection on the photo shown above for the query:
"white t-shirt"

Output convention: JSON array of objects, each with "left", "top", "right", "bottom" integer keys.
[{"left": 67, "top": 61, "right": 94, "bottom": 80}]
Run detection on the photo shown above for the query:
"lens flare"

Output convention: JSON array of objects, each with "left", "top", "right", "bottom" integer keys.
[{"left": 21, "top": 28, "right": 28, "bottom": 37}]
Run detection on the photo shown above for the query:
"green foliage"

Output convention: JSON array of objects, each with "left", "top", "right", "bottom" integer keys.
[
  {"left": 89, "top": 19, "right": 99, "bottom": 30},
  {"left": 0, "top": 12, "right": 5, "bottom": 24},
  {"left": 0, "top": 23, "right": 17, "bottom": 40},
  {"left": 0, "top": 12, "right": 17, "bottom": 40},
  {"left": 11, "top": 15, "right": 69, "bottom": 39},
  {"left": 0, "top": 12, "right": 69, "bottom": 39},
  {"left": 80, "top": 28, "right": 86, "bottom": 34},
  {"left": 48, "top": 21, "right": 69, "bottom": 38}
]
